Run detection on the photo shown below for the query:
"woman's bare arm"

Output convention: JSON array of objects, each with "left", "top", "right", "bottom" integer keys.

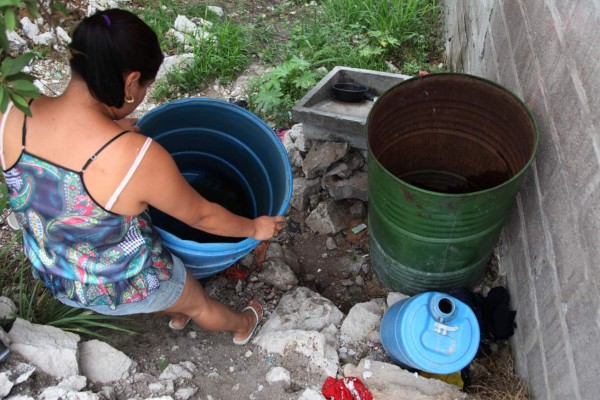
[{"left": 130, "top": 139, "right": 285, "bottom": 240}]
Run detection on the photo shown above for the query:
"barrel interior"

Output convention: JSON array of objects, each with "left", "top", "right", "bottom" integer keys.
[
  {"left": 368, "top": 75, "right": 537, "bottom": 193},
  {"left": 149, "top": 152, "right": 256, "bottom": 243}
]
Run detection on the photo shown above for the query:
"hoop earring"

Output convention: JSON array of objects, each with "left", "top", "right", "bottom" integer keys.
[{"left": 124, "top": 95, "right": 135, "bottom": 104}]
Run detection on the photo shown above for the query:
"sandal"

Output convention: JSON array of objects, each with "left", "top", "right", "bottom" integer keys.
[
  {"left": 168, "top": 317, "right": 191, "bottom": 331},
  {"left": 233, "top": 301, "right": 263, "bottom": 346}
]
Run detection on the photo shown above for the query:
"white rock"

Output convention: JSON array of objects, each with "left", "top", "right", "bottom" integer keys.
[
  {"left": 58, "top": 375, "right": 87, "bottom": 391},
  {"left": 0, "top": 326, "right": 10, "bottom": 347},
  {"left": 12, "top": 362, "right": 36, "bottom": 384},
  {"left": 325, "top": 237, "right": 337, "bottom": 250},
  {"left": 0, "top": 372, "right": 13, "bottom": 398},
  {"left": 257, "top": 259, "right": 298, "bottom": 291},
  {"left": 180, "top": 361, "right": 197, "bottom": 373},
  {"left": 32, "top": 32, "right": 54, "bottom": 46},
  {"left": 8, "top": 318, "right": 80, "bottom": 378},
  {"left": 207, "top": 6, "right": 224, "bottom": 17},
  {"left": 149, "top": 379, "right": 175, "bottom": 396},
  {"left": 6, "top": 31, "right": 28, "bottom": 53},
  {"left": 174, "top": 15, "right": 197, "bottom": 33},
  {"left": 33, "top": 80, "right": 46, "bottom": 92},
  {"left": 39, "top": 386, "right": 100, "bottom": 400},
  {"left": 254, "top": 287, "right": 344, "bottom": 339},
  {"left": 340, "top": 299, "right": 386, "bottom": 344},
  {"left": 20, "top": 17, "right": 39, "bottom": 39},
  {"left": 387, "top": 292, "right": 410, "bottom": 308},
  {"left": 167, "top": 28, "right": 187, "bottom": 44},
  {"left": 294, "top": 131, "right": 312, "bottom": 153},
  {"left": 80, "top": 340, "right": 135, "bottom": 383},
  {"left": 343, "top": 359, "right": 467, "bottom": 400},
  {"left": 56, "top": 26, "right": 71, "bottom": 43},
  {"left": 159, "top": 364, "right": 193, "bottom": 381},
  {"left": 98, "top": 386, "right": 115, "bottom": 400},
  {"left": 305, "top": 199, "right": 351, "bottom": 235},
  {"left": 156, "top": 54, "right": 195, "bottom": 81},
  {"left": 282, "top": 129, "right": 304, "bottom": 168},
  {"left": 266, "top": 367, "right": 291, "bottom": 387},
  {"left": 254, "top": 330, "right": 338, "bottom": 378},
  {"left": 192, "top": 17, "right": 213, "bottom": 29},
  {"left": 298, "top": 387, "right": 327, "bottom": 400},
  {"left": 174, "top": 387, "right": 198, "bottom": 400}
]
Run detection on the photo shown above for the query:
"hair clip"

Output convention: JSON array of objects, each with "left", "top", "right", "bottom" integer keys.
[
  {"left": 69, "top": 47, "right": 88, "bottom": 58},
  {"left": 101, "top": 14, "right": 111, "bottom": 27}
]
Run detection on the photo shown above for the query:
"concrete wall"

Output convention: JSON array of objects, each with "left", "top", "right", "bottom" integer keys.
[{"left": 444, "top": 1, "right": 600, "bottom": 399}]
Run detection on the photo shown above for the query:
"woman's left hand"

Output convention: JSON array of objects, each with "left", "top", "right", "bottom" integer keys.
[{"left": 115, "top": 117, "right": 140, "bottom": 132}]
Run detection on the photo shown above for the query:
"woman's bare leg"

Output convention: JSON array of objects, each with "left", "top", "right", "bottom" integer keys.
[{"left": 160, "top": 269, "right": 261, "bottom": 341}]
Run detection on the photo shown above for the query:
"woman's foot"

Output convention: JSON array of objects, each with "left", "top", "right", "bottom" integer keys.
[
  {"left": 168, "top": 315, "right": 192, "bottom": 331},
  {"left": 233, "top": 300, "right": 263, "bottom": 345}
]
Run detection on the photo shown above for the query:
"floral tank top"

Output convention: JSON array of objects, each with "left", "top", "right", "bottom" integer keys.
[{"left": 1, "top": 104, "right": 173, "bottom": 309}]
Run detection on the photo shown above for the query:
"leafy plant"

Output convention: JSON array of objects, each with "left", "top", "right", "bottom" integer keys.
[
  {"left": 157, "top": 355, "right": 169, "bottom": 372},
  {"left": 248, "top": 56, "right": 321, "bottom": 126},
  {"left": 0, "top": 0, "right": 72, "bottom": 115},
  {"left": 0, "top": 180, "right": 8, "bottom": 215},
  {"left": 0, "top": 52, "right": 40, "bottom": 116}
]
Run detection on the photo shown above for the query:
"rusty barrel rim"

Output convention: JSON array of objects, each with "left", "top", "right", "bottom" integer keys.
[{"left": 367, "top": 73, "right": 539, "bottom": 197}]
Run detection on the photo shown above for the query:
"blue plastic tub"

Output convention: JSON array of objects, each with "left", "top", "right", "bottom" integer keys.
[
  {"left": 380, "top": 292, "right": 480, "bottom": 374},
  {"left": 137, "top": 98, "right": 293, "bottom": 279}
]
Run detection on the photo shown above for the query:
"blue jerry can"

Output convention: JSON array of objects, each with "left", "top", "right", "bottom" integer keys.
[{"left": 380, "top": 292, "right": 480, "bottom": 374}]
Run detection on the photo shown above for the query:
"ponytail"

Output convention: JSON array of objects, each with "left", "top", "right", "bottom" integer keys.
[{"left": 69, "top": 9, "right": 163, "bottom": 108}]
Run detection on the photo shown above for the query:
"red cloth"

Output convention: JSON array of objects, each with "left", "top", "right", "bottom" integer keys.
[
  {"left": 276, "top": 128, "right": 289, "bottom": 142},
  {"left": 322, "top": 376, "right": 373, "bottom": 400}
]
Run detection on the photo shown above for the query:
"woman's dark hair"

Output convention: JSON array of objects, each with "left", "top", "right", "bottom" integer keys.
[{"left": 69, "top": 9, "right": 164, "bottom": 108}]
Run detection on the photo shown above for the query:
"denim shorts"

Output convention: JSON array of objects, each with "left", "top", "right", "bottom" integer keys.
[{"left": 57, "top": 253, "right": 187, "bottom": 316}]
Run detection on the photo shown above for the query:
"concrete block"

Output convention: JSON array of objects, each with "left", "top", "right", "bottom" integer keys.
[
  {"left": 525, "top": 337, "right": 550, "bottom": 400},
  {"left": 564, "top": 3, "right": 600, "bottom": 116},
  {"left": 521, "top": 2, "right": 563, "bottom": 77},
  {"left": 554, "top": 0, "right": 578, "bottom": 22},
  {"left": 561, "top": 138, "right": 600, "bottom": 207},
  {"left": 545, "top": 76, "right": 591, "bottom": 161},
  {"left": 482, "top": 30, "right": 500, "bottom": 81},
  {"left": 291, "top": 67, "right": 410, "bottom": 150},
  {"left": 541, "top": 174, "right": 589, "bottom": 302},
  {"left": 501, "top": 0, "right": 527, "bottom": 52},
  {"left": 579, "top": 185, "right": 600, "bottom": 291},
  {"left": 530, "top": 117, "right": 561, "bottom": 192},
  {"left": 565, "top": 283, "right": 600, "bottom": 399},
  {"left": 505, "top": 236, "right": 539, "bottom": 354},
  {"left": 513, "top": 36, "right": 534, "bottom": 86},
  {"left": 518, "top": 170, "right": 548, "bottom": 265}
]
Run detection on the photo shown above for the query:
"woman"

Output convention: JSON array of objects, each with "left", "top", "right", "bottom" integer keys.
[{"left": 0, "top": 9, "right": 284, "bottom": 345}]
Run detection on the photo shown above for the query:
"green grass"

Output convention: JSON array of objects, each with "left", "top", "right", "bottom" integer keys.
[
  {"left": 130, "top": 0, "right": 253, "bottom": 102},
  {"left": 247, "top": 0, "right": 443, "bottom": 126}
]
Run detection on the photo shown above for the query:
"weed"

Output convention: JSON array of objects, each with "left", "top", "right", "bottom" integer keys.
[
  {"left": 247, "top": 56, "right": 322, "bottom": 126},
  {"left": 130, "top": 0, "right": 252, "bottom": 100},
  {"left": 249, "top": 0, "right": 442, "bottom": 125},
  {"left": 157, "top": 355, "right": 169, "bottom": 372}
]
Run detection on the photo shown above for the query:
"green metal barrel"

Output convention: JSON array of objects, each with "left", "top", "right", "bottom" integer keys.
[{"left": 367, "top": 74, "right": 538, "bottom": 294}]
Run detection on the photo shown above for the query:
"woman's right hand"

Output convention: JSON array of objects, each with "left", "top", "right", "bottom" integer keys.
[{"left": 252, "top": 215, "right": 286, "bottom": 241}]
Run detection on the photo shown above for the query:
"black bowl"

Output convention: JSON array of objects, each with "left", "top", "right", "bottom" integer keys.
[{"left": 332, "top": 83, "right": 369, "bottom": 102}]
